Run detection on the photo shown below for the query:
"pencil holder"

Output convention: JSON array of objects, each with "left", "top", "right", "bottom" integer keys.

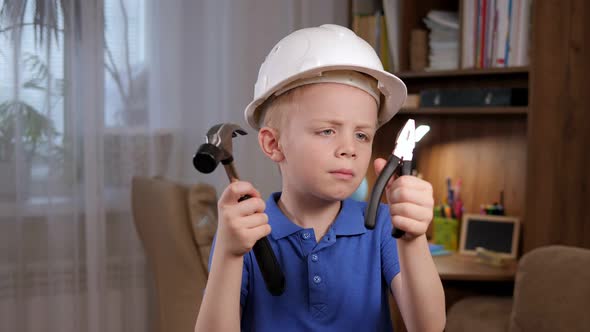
[{"left": 433, "top": 217, "right": 458, "bottom": 251}]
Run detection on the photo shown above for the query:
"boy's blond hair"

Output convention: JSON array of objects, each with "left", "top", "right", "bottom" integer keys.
[
  {"left": 259, "top": 71, "right": 380, "bottom": 132},
  {"left": 259, "top": 85, "right": 306, "bottom": 132}
]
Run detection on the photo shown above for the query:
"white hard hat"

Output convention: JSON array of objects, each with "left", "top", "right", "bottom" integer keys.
[{"left": 244, "top": 24, "right": 407, "bottom": 131}]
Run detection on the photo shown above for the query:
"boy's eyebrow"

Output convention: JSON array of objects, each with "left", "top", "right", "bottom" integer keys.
[{"left": 313, "top": 119, "right": 377, "bottom": 130}]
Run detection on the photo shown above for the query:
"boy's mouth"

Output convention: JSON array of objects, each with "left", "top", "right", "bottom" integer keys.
[{"left": 329, "top": 169, "right": 355, "bottom": 179}]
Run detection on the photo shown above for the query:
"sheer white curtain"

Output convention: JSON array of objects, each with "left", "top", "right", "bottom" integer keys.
[
  {"left": 1, "top": 1, "right": 180, "bottom": 331},
  {"left": 0, "top": 0, "right": 346, "bottom": 331}
]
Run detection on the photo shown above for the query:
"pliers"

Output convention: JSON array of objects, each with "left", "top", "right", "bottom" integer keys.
[{"left": 365, "top": 119, "right": 416, "bottom": 238}]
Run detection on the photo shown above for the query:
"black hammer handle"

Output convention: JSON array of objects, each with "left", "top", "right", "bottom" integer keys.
[{"left": 238, "top": 195, "right": 286, "bottom": 296}]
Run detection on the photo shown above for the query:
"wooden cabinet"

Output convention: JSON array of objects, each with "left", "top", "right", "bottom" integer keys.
[{"left": 523, "top": 0, "right": 590, "bottom": 252}]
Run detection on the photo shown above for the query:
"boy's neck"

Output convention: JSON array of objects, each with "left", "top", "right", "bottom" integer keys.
[{"left": 277, "top": 190, "right": 342, "bottom": 243}]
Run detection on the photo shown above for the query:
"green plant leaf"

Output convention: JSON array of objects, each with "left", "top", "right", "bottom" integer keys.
[
  {"left": 23, "top": 77, "right": 65, "bottom": 96},
  {"left": 0, "top": 99, "right": 57, "bottom": 154},
  {"left": 24, "top": 52, "right": 50, "bottom": 80},
  {"left": 0, "top": 0, "right": 71, "bottom": 45}
]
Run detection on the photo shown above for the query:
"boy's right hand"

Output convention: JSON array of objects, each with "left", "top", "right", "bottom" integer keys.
[{"left": 216, "top": 181, "right": 271, "bottom": 258}]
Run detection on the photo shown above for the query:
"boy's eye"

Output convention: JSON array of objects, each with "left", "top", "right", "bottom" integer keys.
[
  {"left": 356, "top": 132, "right": 370, "bottom": 141},
  {"left": 319, "top": 129, "right": 335, "bottom": 136}
]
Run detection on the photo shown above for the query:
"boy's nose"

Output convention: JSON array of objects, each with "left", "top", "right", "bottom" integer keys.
[{"left": 336, "top": 138, "right": 357, "bottom": 159}]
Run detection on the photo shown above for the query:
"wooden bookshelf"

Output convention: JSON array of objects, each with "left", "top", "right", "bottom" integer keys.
[
  {"left": 399, "top": 107, "right": 528, "bottom": 115},
  {"left": 368, "top": 0, "right": 530, "bottom": 229},
  {"left": 395, "top": 66, "right": 529, "bottom": 79},
  {"left": 396, "top": 68, "right": 529, "bottom": 95},
  {"left": 360, "top": 0, "right": 590, "bottom": 331},
  {"left": 399, "top": 70, "right": 529, "bottom": 93},
  {"left": 371, "top": 112, "right": 527, "bottom": 225},
  {"left": 366, "top": 0, "right": 589, "bottom": 254}
]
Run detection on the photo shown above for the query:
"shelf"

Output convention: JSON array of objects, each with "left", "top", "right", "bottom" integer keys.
[
  {"left": 394, "top": 66, "right": 529, "bottom": 79},
  {"left": 399, "top": 107, "right": 528, "bottom": 115}
]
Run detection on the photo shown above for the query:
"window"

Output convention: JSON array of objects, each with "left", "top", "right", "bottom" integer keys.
[{"left": 0, "top": 1, "right": 66, "bottom": 200}]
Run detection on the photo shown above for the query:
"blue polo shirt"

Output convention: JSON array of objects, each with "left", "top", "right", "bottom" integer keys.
[{"left": 209, "top": 192, "right": 400, "bottom": 331}]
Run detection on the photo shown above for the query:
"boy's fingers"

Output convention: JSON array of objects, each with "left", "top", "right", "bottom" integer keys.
[
  {"left": 391, "top": 215, "right": 428, "bottom": 236},
  {"left": 234, "top": 197, "right": 266, "bottom": 217},
  {"left": 373, "top": 158, "right": 387, "bottom": 176},
  {"left": 248, "top": 223, "right": 272, "bottom": 241},
  {"left": 219, "top": 181, "right": 261, "bottom": 206},
  {"left": 239, "top": 213, "right": 269, "bottom": 229},
  {"left": 390, "top": 187, "right": 434, "bottom": 207},
  {"left": 391, "top": 175, "right": 433, "bottom": 192},
  {"left": 390, "top": 202, "right": 433, "bottom": 222}
]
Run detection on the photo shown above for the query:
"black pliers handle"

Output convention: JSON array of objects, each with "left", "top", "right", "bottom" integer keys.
[{"left": 365, "top": 119, "right": 416, "bottom": 238}]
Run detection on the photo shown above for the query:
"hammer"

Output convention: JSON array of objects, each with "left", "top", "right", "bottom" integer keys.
[{"left": 193, "top": 123, "right": 285, "bottom": 296}]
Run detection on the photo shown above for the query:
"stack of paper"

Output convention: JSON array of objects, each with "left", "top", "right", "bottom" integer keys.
[{"left": 423, "top": 10, "right": 459, "bottom": 71}]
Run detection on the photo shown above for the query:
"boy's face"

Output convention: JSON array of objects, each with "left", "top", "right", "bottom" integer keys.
[{"left": 278, "top": 83, "right": 378, "bottom": 201}]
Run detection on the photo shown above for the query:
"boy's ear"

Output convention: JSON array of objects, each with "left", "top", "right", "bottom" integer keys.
[{"left": 258, "top": 127, "right": 284, "bottom": 162}]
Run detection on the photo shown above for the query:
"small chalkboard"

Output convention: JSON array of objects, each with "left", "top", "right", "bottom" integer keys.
[{"left": 459, "top": 214, "right": 520, "bottom": 258}]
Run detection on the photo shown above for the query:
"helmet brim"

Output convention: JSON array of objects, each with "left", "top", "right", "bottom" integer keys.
[{"left": 244, "top": 65, "right": 407, "bottom": 131}]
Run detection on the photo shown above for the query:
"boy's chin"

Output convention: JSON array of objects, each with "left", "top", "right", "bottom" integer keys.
[{"left": 314, "top": 188, "right": 356, "bottom": 202}]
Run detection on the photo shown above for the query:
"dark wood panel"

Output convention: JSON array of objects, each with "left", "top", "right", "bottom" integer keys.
[{"left": 524, "top": 0, "right": 590, "bottom": 252}]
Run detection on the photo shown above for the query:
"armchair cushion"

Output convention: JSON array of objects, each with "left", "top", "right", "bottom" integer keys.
[
  {"left": 187, "top": 183, "right": 218, "bottom": 273},
  {"left": 446, "top": 245, "right": 590, "bottom": 332},
  {"left": 446, "top": 296, "right": 512, "bottom": 332},
  {"left": 509, "top": 245, "right": 590, "bottom": 332}
]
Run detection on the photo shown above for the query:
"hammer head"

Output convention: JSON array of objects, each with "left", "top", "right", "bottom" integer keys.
[{"left": 193, "top": 123, "right": 247, "bottom": 173}]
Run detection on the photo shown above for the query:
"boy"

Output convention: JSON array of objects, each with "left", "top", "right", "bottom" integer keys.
[{"left": 195, "top": 24, "right": 445, "bottom": 331}]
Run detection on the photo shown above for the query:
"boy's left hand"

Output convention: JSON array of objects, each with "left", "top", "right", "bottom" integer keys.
[{"left": 374, "top": 158, "right": 434, "bottom": 240}]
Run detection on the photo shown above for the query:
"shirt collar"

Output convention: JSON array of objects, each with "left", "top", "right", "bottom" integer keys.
[
  {"left": 332, "top": 197, "right": 368, "bottom": 236},
  {"left": 266, "top": 192, "right": 367, "bottom": 240},
  {"left": 266, "top": 193, "right": 303, "bottom": 240}
]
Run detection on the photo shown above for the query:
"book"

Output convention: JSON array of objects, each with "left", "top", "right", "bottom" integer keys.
[
  {"left": 352, "top": 1, "right": 392, "bottom": 71},
  {"left": 382, "top": 0, "right": 401, "bottom": 72},
  {"left": 461, "top": 0, "right": 477, "bottom": 68},
  {"left": 512, "top": 0, "right": 532, "bottom": 66},
  {"left": 493, "top": 0, "right": 510, "bottom": 67}
]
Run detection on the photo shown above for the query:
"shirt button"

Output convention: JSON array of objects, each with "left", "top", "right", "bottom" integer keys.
[
  {"left": 313, "top": 275, "right": 322, "bottom": 284},
  {"left": 301, "top": 232, "right": 311, "bottom": 240},
  {"left": 311, "top": 254, "right": 319, "bottom": 262}
]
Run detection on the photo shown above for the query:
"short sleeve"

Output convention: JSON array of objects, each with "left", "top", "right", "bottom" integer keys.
[
  {"left": 208, "top": 233, "right": 250, "bottom": 307},
  {"left": 379, "top": 203, "right": 400, "bottom": 286}
]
